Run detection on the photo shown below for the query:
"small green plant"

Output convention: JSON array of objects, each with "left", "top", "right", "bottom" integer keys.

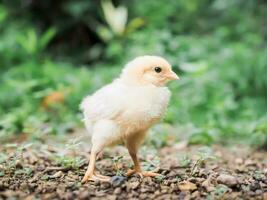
[
  {"left": 65, "top": 137, "right": 83, "bottom": 151},
  {"left": 179, "top": 154, "right": 191, "bottom": 168},
  {"left": 174, "top": 175, "right": 182, "bottom": 182},
  {"left": 17, "top": 27, "right": 56, "bottom": 57},
  {"left": 14, "top": 167, "right": 33, "bottom": 176},
  {"left": 3, "top": 143, "right": 32, "bottom": 171},
  {"left": 208, "top": 185, "right": 229, "bottom": 199},
  {"left": 0, "top": 171, "right": 4, "bottom": 177},
  {"left": 41, "top": 174, "right": 50, "bottom": 181},
  {"left": 112, "top": 155, "right": 124, "bottom": 176},
  {"left": 190, "top": 147, "right": 216, "bottom": 176},
  {"left": 142, "top": 156, "right": 160, "bottom": 172},
  {"left": 54, "top": 155, "right": 86, "bottom": 170},
  {"left": 155, "top": 174, "right": 165, "bottom": 183}
]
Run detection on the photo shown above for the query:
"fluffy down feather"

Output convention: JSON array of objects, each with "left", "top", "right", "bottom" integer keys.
[{"left": 80, "top": 79, "right": 170, "bottom": 146}]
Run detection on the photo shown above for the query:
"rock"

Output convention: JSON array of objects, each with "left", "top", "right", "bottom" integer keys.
[
  {"left": 202, "top": 179, "right": 215, "bottom": 192},
  {"left": 244, "top": 159, "right": 255, "bottom": 166},
  {"left": 235, "top": 158, "right": 243, "bottom": 164},
  {"left": 100, "top": 182, "right": 111, "bottom": 189},
  {"left": 110, "top": 176, "right": 125, "bottom": 187},
  {"left": 217, "top": 174, "right": 238, "bottom": 187},
  {"left": 79, "top": 190, "right": 90, "bottom": 199},
  {"left": 114, "top": 187, "right": 121, "bottom": 194},
  {"left": 154, "top": 190, "right": 160, "bottom": 195},
  {"left": 20, "top": 182, "right": 28, "bottom": 191},
  {"left": 128, "top": 181, "right": 139, "bottom": 189},
  {"left": 249, "top": 181, "right": 261, "bottom": 191},
  {"left": 178, "top": 181, "right": 197, "bottom": 191},
  {"left": 191, "top": 191, "right": 200, "bottom": 198},
  {"left": 50, "top": 171, "right": 63, "bottom": 178},
  {"left": 15, "top": 160, "right": 23, "bottom": 168},
  {"left": 64, "top": 192, "right": 74, "bottom": 200}
]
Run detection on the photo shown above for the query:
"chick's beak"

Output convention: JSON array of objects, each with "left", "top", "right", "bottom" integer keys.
[{"left": 165, "top": 70, "right": 179, "bottom": 80}]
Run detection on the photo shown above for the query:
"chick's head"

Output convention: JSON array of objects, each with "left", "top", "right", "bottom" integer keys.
[{"left": 120, "top": 55, "right": 179, "bottom": 86}]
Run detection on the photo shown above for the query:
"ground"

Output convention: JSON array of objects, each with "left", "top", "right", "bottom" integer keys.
[{"left": 0, "top": 131, "right": 266, "bottom": 200}]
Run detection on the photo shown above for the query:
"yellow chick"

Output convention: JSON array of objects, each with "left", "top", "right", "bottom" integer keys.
[{"left": 80, "top": 55, "right": 179, "bottom": 182}]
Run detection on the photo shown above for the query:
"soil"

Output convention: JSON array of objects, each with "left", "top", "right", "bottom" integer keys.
[{"left": 0, "top": 133, "right": 266, "bottom": 200}]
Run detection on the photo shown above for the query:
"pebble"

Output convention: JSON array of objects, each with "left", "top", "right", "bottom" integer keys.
[
  {"left": 64, "top": 192, "right": 74, "bottom": 200},
  {"left": 50, "top": 171, "right": 63, "bottom": 178},
  {"left": 100, "top": 182, "right": 111, "bottom": 189},
  {"left": 178, "top": 181, "right": 197, "bottom": 191},
  {"left": 113, "top": 187, "right": 121, "bottom": 194},
  {"left": 79, "top": 190, "right": 90, "bottom": 199},
  {"left": 20, "top": 182, "right": 28, "bottom": 190},
  {"left": 15, "top": 160, "right": 23, "bottom": 168},
  {"left": 110, "top": 176, "right": 125, "bottom": 187},
  {"left": 128, "top": 181, "right": 139, "bottom": 189},
  {"left": 235, "top": 158, "right": 243, "bottom": 164},
  {"left": 244, "top": 159, "right": 255, "bottom": 166},
  {"left": 202, "top": 179, "right": 215, "bottom": 192},
  {"left": 217, "top": 174, "right": 238, "bottom": 187},
  {"left": 249, "top": 181, "right": 261, "bottom": 191}
]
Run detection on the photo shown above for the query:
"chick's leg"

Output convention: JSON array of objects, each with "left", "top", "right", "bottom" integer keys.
[
  {"left": 82, "top": 148, "right": 110, "bottom": 183},
  {"left": 126, "top": 136, "right": 160, "bottom": 178},
  {"left": 126, "top": 151, "right": 160, "bottom": 177},
  {"left": 82, "top": 120, "right": 119, "bottom": 183}
]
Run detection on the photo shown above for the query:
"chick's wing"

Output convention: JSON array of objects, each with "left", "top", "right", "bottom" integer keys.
[{"left": 80, "top": 83, "right": 125, "bottom": 122}]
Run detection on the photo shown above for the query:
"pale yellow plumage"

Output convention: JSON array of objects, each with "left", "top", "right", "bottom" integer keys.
[{"left": 80, "top": 55, "right": 179, "bottom": 182}]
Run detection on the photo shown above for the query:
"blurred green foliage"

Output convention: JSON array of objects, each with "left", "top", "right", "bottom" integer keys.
[{"left": 0, "top": 0, "right": 266, "bottom": 147}]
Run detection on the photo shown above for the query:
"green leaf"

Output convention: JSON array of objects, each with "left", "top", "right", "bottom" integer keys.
[{"left": 40, "top": 28, "right": 57, "bottom": 50}]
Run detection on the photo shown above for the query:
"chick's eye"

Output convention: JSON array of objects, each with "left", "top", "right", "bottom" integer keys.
[{"left": 154, "top": 67, "right": 162, "bottom": 73}]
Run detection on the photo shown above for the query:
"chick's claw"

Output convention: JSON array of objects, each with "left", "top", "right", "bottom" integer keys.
[{"left": 126, "top": 169, "right": 160, "bottom": 178}]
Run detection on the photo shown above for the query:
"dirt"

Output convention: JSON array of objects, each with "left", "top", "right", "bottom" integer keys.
[{"left": 0, "top": 134, "right": 266, "bottom": 200}]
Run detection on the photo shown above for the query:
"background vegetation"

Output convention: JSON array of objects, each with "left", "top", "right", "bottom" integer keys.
[{"left": 0, "top": 0, "right": 266, "bottom": 148}]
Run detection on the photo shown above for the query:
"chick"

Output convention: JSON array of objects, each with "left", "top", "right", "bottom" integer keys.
[{"left": 80, "top": 55, "right": 179, "bottom": 183}]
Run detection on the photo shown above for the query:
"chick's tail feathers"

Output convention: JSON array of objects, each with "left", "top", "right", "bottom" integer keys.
[{"left": 80, "top": 97, "right": 93, "bottom": 135}]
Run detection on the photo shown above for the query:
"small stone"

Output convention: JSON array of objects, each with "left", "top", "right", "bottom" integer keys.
[
  {"left": 100, "top": 182, "right": 111, "bottom": 189},
  {"left": 170, "top": 183, "right": 176, "bottom": 189},
  {"left": 15, "top": 160, "right": 23, "bottom": 168},
  {"left": 64, "top": 192, "right": 74, "bottom": 200},
  {"left": 202, "top": 179, "right": 215, "bottom": 192},
  {"left": 154, "top": 190, "right": 160, "bottom": 195},
  {"left": 79, "top": 190, "right": 90, "bottom": 199},
  {"left": 111, "top": 176, "right": 125, "bottom": 187},
  {"left": 114, "top": 187, "right": 121, "bottom": 194},
  {"left": 129, "top": 181, "right": 139, "bottom": 189},
  {"left": 20, "top": 182, "right": 28, "bottom": 191},
  {"left": 191, "top": 191, "right": 200, "bottom": 198},
  {"left": 178, "top": 181, "right": 197, "bottom": 191},
  {"left": 235, "top": 165, "right": 246, "bottom": 173},
  {"left": 255, "top": 189, "right": 262, "bottom": 195},
  {"left": 50, "top": 171, "right": 63, "bottom": 178},
  {"left": 217, "top": 174, "right": 238, "bottom": 187},
  {"left": 250, "top": 181, "right": 261, "bottom": 191},
  {"left": 235, "top": 158, "right": 243, "bottom": 164},
  {"left": 244, "top": 159, "right": 254, "bottom": 166}
]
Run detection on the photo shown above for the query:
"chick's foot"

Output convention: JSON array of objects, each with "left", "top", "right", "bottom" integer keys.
[
  {"left": 81, "top": 172, "right": 110, "bottom": 183},
  {"left": 126, "top": 169, "right": 160, "bottom": 178}
]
